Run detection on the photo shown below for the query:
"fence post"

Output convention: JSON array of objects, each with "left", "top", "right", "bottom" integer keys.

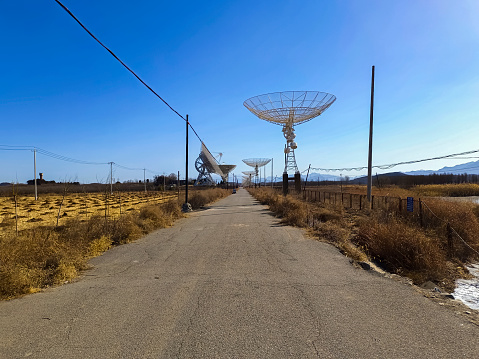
[
  {"left": 398, "top": 197, "right": 402, "bottom": 213},
  {"left": 419, "top": 198, "right": 423, "bottom": 227},
  {"left": 447, "top": 223, "right": 453, "bottom": 258},
  {"left": 359, "top": 195, "right": 362, "bottom": 210},
  {"left": 371, "top": 195, "right": 374, "bottom": 210},
  {"left": 14, "top": 195, "right": 18, "bottom": 236}
]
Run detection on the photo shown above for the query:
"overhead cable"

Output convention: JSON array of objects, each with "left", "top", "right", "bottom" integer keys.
[
  {"left": 307, "top": 149, "right": 479, "bottom": 173},
  {"left": 1, "top": 144, "right": 161, "bottom": 175},
  {"left": 53, "top": 0, "right": 204, "bottom": 144},
  {"left": 36, "top": 147, "right": 108, "bottom": 165}
]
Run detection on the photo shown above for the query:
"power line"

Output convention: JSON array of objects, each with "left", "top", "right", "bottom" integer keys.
[
  {"left": 0, "top": 145, "right": 33, "bottom": 151},
  {"left": 53, "top": 0, "right": 184, "bottom": 121},
  {"left": 36, "top": 148, "right": 108, "bottom": 165},
  {"left": 306, "top": 149, "right": 479, "bottom": 173},
  {"left": 1, "top": 144, "right": 161, "bottom": 175},
  {"left": 53, "top": 0, "right": 204, "bottom": 144}
]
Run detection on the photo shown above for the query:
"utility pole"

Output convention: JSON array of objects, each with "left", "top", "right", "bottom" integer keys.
[
  {"left": 143, "top": 168, "right": 146, "bottom": 193},
  {"left": 109, "top": 162, "right": 113, "bottom": 195},
  {"left": 183, "top": 115, "right": 191, "bottom": 212},
  {"left": 367, "top": 65, "right": 375, "bottom": 205},
  {"left": 33, "top": 148, "right": 37, "bottom": 200}
]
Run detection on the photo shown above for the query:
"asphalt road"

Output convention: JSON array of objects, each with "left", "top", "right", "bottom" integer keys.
[{"left": 1, "top": 188, "right": 478, "bottom": 358}]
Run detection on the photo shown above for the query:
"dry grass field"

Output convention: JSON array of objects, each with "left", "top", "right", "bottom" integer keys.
[
  {"left": 0, "top": 188, "right": 229, "bottom": 299},
  {"left": 250, "top": 186, "right": 479, "bottom": 291},
  {"left": 0, "top": 191, "right": 176, "bottom": 231},
  {"left": 305, "top": 183, "right": 479, "bottom": 198}
]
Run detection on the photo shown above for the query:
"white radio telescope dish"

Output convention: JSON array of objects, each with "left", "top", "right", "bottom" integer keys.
[
  {"left": 194, "top": 143, "right": 224, "bottom": 186},
  {"left": 244, "top": 91, "right": 335, "bottom": 174}
]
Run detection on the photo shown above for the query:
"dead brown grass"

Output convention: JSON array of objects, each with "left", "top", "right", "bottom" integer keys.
[
  {"left": 356, "top": 216, "right": 447, "bottom": 282},
  {"left": 413, "top": 183, "right": 479, "bottom": 197},
  {"left": 0, "top": 191, "right": 177, "bottom": 231},
  {"left": 188, "top": 188, "right": 229, "bottom": 209},
  {"left": 250, "top": 188, "right": 366, "bottom": 261},
  {"left": 249, "top": 187, "right": 479, "bottom": 290},
  {"left": 0, "top": 188, "right": 228, "bottom": 300},
  {"left": 308, "top": 183, "right": 479, "bottom": 198}
]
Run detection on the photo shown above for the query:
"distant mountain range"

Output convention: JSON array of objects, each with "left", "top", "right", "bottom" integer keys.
[
  {"left": 260, "top": 160, "right": 479, "bottom": 184},
  {"left": 405, "top": 160, "right": 479, "bottom": 176}
]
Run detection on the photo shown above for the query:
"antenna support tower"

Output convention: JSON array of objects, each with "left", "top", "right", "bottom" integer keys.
[
  {"left": 242, "top": 158, "right": 271, "bottom": 188},
  {"left": 242, "top": 170, "right": 256, "bottom": 188},
  {"left": 244, "top": 91, "right": 335, "bottom": 194}
]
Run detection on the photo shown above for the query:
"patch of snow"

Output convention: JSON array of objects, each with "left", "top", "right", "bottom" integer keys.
[{"left": 453, "top": 264, "right": 479, "bottom": 311}]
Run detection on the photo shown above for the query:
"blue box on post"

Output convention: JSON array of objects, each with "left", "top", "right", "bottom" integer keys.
[{"left": 407, "top": 197, "right": 414, "bottom": 212}]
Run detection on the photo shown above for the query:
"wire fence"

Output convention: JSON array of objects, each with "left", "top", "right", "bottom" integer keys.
[
  {"left": 302, "top": 188, "right": 479, "bottom": 259},
  {"left": 1, "top": 191, "right": 177, "bottom": 233}
]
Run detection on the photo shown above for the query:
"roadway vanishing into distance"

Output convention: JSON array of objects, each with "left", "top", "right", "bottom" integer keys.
[{"left": 0, "top": 188, "right": 478, "bottom": 358}]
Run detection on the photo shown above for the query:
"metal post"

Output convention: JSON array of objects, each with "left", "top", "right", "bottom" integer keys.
[
  {"left": 185, "top": 115, "right": 189, "bottom": 204},
  {"left": 304, "top": 164, "right": 311, "bottom": 191},
  {"left": 271, "top": 158, "right": 273, "bottom": 188},
  {"left": 283, "top": 172, "right": 288, "bottom": 195},
  {"left": 33, "top": 148, "right": 37, "bottom": 200},
  {"left": 264, "top": 165, "right": 266, "bottom": 187},
  {"left": 367, "top": 65, "right": 375, "bottom": 204},
  {"left": 259, "top": 166, "right": 261, "bottom": 188},
  {"left": 182, "top": 116, "right": 191, "bottom": 212}
]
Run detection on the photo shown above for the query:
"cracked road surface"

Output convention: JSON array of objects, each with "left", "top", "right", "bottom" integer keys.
[{"left": 1, "top": 188, "right": 478, "bottom": 358}]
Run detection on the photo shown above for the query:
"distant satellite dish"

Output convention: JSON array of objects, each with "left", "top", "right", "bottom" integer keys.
[{"left": 219, "top": 164, "right": 236, "bottom": 183}]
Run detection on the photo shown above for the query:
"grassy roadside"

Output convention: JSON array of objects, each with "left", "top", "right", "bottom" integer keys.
[
  {"left": 0, "top": 188, "right": 229, "bottom": 300},
  {"left": 249, "top": 187, "right": 479, "bottom": 292}
]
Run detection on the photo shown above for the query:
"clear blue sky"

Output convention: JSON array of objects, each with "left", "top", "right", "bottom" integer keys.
[{"left": 1, "top": 0, "right": 479, "bottom": 184}]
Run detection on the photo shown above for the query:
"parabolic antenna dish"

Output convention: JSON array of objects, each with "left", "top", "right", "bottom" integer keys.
[
  {"left": 244, "top": 91, "right": 335, "bottom": 176},
  {"left": 242, "top": 158, "right": 271, "bottom": 168},
  {"left": 199, "top": 143, "right": 223, "bottom": 176},
  {"left": 218, "top": 164, "right": 236, "bottom": 176},
  {"left": 242, "top": 171, "right": 256, "bottom": 176},
  {"left": 194, "top": 143, "right": 224, "bottom": 186},
  {"left": 243, "top": 91, "right": 336, "bottom": 126}
]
